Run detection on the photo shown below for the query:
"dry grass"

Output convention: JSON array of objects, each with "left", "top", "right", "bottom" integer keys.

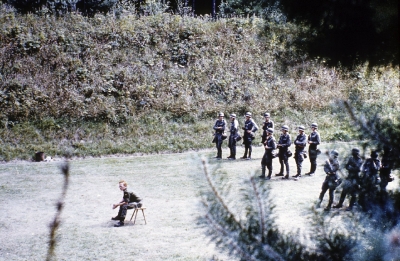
[{"left": 0, "top": 142, "right": 398, "bottom": 260}]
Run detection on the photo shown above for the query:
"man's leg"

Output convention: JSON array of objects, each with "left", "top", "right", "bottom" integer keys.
[
  {"left": 266, "top": 160, "right": 273, "bottom": 179},
  {"left": 242, "top": 144, "right": 248, "bottom": 159},
  {"left": 317, "top": 182, "right": 328, "bottom": 208},
  {"left": 248, "top": 142, "right": 252, "bottom": 159},
  {"left": 259, "top": 164, "right": 266, "bottom": 178},
  {"left": 114, "top": 204, "right": 128, "bottom": 227},
  {"left": 325, "top": 188, "right": 335, "bottom": 210}
]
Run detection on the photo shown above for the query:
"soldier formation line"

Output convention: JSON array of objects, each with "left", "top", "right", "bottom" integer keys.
[{"left": 212, "top": 112, "right": 395, "bottom": 211}]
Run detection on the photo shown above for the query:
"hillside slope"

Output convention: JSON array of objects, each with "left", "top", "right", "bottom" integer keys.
[{"left": 0, "top": 7, "right": 399, "bottom": 160}]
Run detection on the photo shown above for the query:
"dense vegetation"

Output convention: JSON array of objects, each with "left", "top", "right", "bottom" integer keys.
[{"left": 0, "top": 3, "right": 399, "bottom": 161}]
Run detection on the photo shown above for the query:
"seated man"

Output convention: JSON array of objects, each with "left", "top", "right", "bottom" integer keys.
[{"left": 112, "top": 180, "right": 142, "bottom": 227}]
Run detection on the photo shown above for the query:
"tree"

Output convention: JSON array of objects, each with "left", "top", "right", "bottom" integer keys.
[
  {"left": 198, "top": 101, "right": 400, "bottom": 260},
  {"left": 277, "top": 0, "right": 399, "bottom": 66}
]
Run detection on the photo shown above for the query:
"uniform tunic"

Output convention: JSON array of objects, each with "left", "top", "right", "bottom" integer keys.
[
  {"left": 213, "top": 119, "right": 226, "bottom": 158},
  {"left": 336, "top": 155, "right": 363, "bottom": 207},
  {"left": 261, "top": 120, "right": 274, "bottom": 144},
  {"left": 278, "top": 133, "right": 291, "bottom": 175},
  {"left": 228, "top": 119, "right": 239, "bottom": 158},
  {"left": 118, "top": 190, "right": 142, "bottom": 221},
  {"left": 294, "top": 133, "right": 307, "bottom": 175},
  {"left": 319, "top": 158, "right": 340, "bottom": 207}
]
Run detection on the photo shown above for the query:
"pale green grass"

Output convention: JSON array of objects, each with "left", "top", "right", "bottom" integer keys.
[{"left": 0, "top": 143, "right": 398, "bottom": 260}]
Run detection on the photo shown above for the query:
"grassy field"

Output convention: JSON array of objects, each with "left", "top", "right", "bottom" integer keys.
[{"left": 0, "top": 143, "right": 398, "bottom": 260}]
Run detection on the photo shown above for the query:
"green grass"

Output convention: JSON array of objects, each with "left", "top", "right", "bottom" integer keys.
[{"left": 0, "top": 143, "right": 398, "bottom": 260}]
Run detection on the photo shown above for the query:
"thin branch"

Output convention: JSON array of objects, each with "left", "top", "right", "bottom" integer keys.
[
  {"left": 201, "top": 159, "right": 243, "bottom": 229},
  {"left": 249, "top": 176, "right": 265, "bottom": 243},
  {"left": 46, "top": 162, "right": 70, "bottom": 261},
  {"left": 250, "top": 177, "right": 286, "bottom": 261}
]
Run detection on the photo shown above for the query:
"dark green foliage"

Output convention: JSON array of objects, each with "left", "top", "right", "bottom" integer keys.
[
  {"left": 5, "top": 0, "right": 46, "bottom": 13},
  {"left": 4, "top": 0, "right": 117, "bottom": 16},
  {"left": 276, "top": 0, "right": 399, "bottom": 66},
  {"left": 198, "top": 160, "right": 365, "bottom": 260}
]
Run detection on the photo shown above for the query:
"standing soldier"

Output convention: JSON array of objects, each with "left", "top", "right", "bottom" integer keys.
[
  {"left": 317, "top": 150, "right": 340, "bottom": 211},
  {"left": 213, "top": 112, "right": 226, "bottom": 159},
  {"left": 276, "top": 125, "right": 292, "bottom": 179},
  {"left": 305, "top": 123, "right": 321, "bottom": 176},
  {"left": 359, "top": 151, "right": 381, "bottom": 211},
  {"left": 261, "top": 113, "right": 274, "bottom": 144},
  {"left": 293, "top": 126, "right": 307, "bottom": 180},
  {"left": 333, "top": 148, "right": 363, "bottom": 210},
  {"left": 259, "top": 128, "right": 277, "bottom": 180},
  {"left": 241, "top": 112, "right": 258, "bottom": 160},
  {"left": 380, "top": 146, "right": 394, "bottom": 192},
  {"left": 227, "top": 114, "right": 239, "bottom": 160}
]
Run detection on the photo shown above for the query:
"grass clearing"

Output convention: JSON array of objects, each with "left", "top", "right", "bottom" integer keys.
[{"left": 0, "top": 143, "right": 398, "bottom": 260}]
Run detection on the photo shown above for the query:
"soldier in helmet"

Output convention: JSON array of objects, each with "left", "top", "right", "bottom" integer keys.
[
  {"left": 276, "top": 125, "right": 292, "bottom": 179},
  {"left": 259, "top": 128, "right": 277, "bottom": 180},
  {"left": 227, "top": 113, "right": 239, "bottom": 160},
  {"left": 317, "top": 150, "right": 340, "bottom": 211},
  {"left": 305, "top": 123, "right": 321, "bottom": 176},
  {"left": 359, "top": 150, "right": 381, "bottom": 211},
  {"left": 293, "top": 126, "right": 307, "bottom": 180},
  {"left": 261, "top": 113, "right": 274, "bottom": 144},
  {"left": 241, "top": 112, "right": 259, "bottom": 160},
  {"left": 333, "top": 148, "right": 363, "bottom": 210},
  {"left": 213, "top": 112, "right": 227, "bottom": 159}
]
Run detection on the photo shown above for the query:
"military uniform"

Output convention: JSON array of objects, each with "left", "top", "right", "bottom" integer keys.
[
  {"left": 277, "top": 128, "right": 291, "bottom": 178},
  {"left": 306, "top": 127, "right": 321, "bottom": 175},
  {"left": 261, "top": 120, "right": 274, "bottom": 144},
  {"left": 359, "top": 152, "right": 381, "bottom": 211},
  {"left": 293, "top": 128, "right": 307, "bottom": 178},
  {"left": 241, "top": 113, "right": 258, "bottom": 159},
  {"left": 260, "top": 129, "right": 277, "bottom": 179},
  {"left": 114, "top": 189, "right": 142, "bottom": 226},
  {"left": 318, "top": 151, "right": 340, "bottom": 210},
  {"left": 228, "top": 114, "right": 239, "bottom": 159},
  {"left": 213, "top": 115, "right": 227, "bottom": 159},
  {"left": 334, "top": 149, "right": 363, "bottom": 209}
]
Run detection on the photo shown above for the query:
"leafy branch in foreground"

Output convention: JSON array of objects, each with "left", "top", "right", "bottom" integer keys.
[
  {"left": 198, "top": 159, "right": 311, "bottom": 260},
  {"left": 197, "top": 157, "right": 394, "bottom": 261},
  {"left": 46, "top": 162, "right": 70, "bottom": 261}
]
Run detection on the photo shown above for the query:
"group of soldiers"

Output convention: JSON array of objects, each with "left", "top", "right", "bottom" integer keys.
[{"left": 213, "top": 112, "right": 395, "bottom": 211}]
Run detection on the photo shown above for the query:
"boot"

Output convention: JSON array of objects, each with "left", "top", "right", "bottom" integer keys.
[
  {"left": 316, "top": 200, "right": 322, "bottom": 208},
  {"left": 114, "top": 221, "right": 124, "bottom": 227},
  {"left": 247, "top": 151, "right": 252, "bottom": 160},
  {"left": 241, "top": 148, "right": 248, "bottom": 159},
  {"left": 325, "top": 200, "right": 333, "bottom": 211},
  {"left": 282, "top": 174, "right": 289, "bottom": 180},
  {"left": 333, "top": 194, "right": 345, "bottom": 208},
  {"left": 259, "top": 165, "right": 266, "bottom": 178},
  {"left": 266, "top": 170, "right": 272, "bottom": 180}
]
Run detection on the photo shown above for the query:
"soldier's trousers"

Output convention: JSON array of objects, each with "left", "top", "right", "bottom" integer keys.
[
  {"left": 261, "top": 161, "right": 273, "bottom": 177},
  {"left": 215, "top": 135, "right": 223, "bottom": 158},
  {"left": 278, "top": 154, "right": 289, "bottom": 175},
  {"left": 337, "top": 179, "right": 358, "bottom": 207},
  {"left": 294, "top": 151, "right": 304, "bottom": 175},
  {"left": 117, "top": 202, "right": 142, "bottom": 221},
  {"left": 228, "top": 136, "right": 237, "bottom": 158},
  {"left": 309, "top": 156, "right": 318, "bottom": 173},
  {"left": 319, "top": 180, "right": 335, "bottom": 207},
  {"left": 243, "top": 142, "right": 252, "bottom": 158}
]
